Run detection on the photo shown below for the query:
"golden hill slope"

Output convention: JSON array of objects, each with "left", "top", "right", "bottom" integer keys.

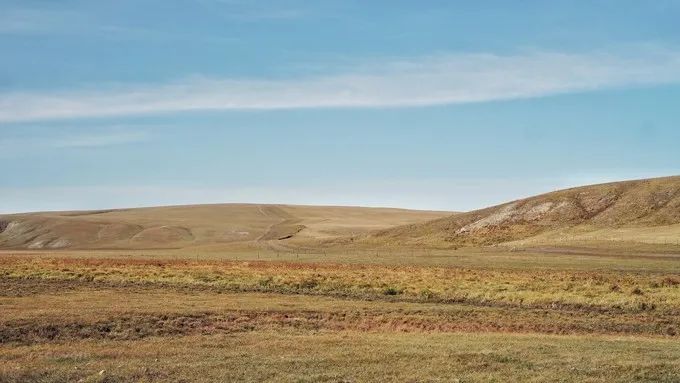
[
  {"left": 368, "top": 176, "right": 680, "bottom": 248},
  {"left": 0, "top": 204, "right": 449, "bottom": 250}
]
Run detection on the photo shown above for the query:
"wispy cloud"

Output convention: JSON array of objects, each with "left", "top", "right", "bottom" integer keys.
[
  {"left": 0, "top": 129, "right": 150, "bottom": 154},
  {"left": 0, "top": 8, "right": 84, "bottom": 35},
  {"left": 2, "top": 48, "right": 680, "bottom": 122},
  {"left": 197, "top": 0, "right": 308, "bottom": 21},
  {"left": 0, "top": 6, "right": 238, "bottom": 43},
  {"left": 49, "top": 130, "right": 150, "bottom": 148}
]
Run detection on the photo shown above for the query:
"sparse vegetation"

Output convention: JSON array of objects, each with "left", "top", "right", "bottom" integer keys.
[
  {"left": 1, "top": 247, "right": 679, "bottom": 382},
  {"left": 2, "top": 256, "right": 679, "bottom": 313},
  {"left": 370, "top": 176, "right": 680, "bottom": 248},
  {"left": 2, "top": 177, "right": 680, "bottom": 381}
]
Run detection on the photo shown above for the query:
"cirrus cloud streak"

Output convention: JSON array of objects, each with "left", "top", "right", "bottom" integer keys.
[{"left": 2, "top": 48, "right": 680, "bottom": 122}]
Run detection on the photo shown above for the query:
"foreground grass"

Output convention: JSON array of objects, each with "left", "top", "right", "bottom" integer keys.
[
  {"left": 3, "top": 256, "right": 679, "bottom": 314},
  {"left": 1, "top": 251, "right": 680, "bottom": 382},
  {"left": 2, "top": 330, "right": 680, "bottom": 383},
  {"left": 2, "top": 285, "right": 678, "bottom": 341},
  {"left": 4, "top": 245, "right": 680, "bottom": 273}
]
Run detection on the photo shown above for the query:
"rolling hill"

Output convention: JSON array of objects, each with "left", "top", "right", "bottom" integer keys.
[
  {"left": 2, "top": 176, "right": 679, "bottom": 252},
  {"left": 367, "top": 176, "right": 680, "bottom": 248},
  {"left": 0, "top": 204, "right": 450, "bottom": 250}
]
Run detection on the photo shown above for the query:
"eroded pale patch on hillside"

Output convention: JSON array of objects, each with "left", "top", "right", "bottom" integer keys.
[{"left": 370, "top": 176, "right": 680, "bottom": 248}]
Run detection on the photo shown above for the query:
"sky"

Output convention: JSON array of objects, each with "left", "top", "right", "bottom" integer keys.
[{"left": 1, "top": 0, "right": 680, "bottom": 213}]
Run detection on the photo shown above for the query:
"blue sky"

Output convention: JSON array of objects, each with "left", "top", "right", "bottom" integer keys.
[{"left": 1, "top": 1, "right": 679, "bottom": 213}]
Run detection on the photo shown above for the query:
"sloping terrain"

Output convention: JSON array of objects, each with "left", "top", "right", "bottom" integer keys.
[
  {"left": 369, "top": 176, "right": 680, "bottom": 248},
  {"left": 0, "top": 204, "right": 449, "bottom": 250},
  {"left": 3, "top": 176, "right": 679, "bottom": 252}
]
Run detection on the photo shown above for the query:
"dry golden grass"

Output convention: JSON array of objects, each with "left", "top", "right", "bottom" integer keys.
[
  {"left": 2, "top": 330, "right": 680, "bottom": 382},
  {"left": 509, "top": 223, "right": 680, "bottom": 247},
  {"left": 3, "top": 256, "right": 680, "bottom": 313},
  {"left": 3, "top": 165, "right": 680, "bottom": 383},
  {"left": 1, "top": 282, "right": 678, "bottom": 342},
  {"left": 1, "top": 248, "right": 680, "bottom": 382}
]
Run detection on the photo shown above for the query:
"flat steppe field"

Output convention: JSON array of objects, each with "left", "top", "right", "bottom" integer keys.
[{"left": 1, "top": 246, "right": 680, "bottom": 383}]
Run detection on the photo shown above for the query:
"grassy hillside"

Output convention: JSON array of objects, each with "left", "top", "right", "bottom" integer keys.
[
  {"left": 0, "top": 204, "right": 449, "bottom": 250},
  {"left": 3, "top": 176, "right": 679, "bottom": 252},
  {"left": 369, "top": 176, "right": 680, "bottom": 248}
]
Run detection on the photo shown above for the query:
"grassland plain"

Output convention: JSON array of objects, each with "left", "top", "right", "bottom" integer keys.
[
  {"left": 1, "top": 247, "right": 680, "bottom": 382},
  {"left": 3, "top": 178, "right": 680, "bottom": 382}
]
